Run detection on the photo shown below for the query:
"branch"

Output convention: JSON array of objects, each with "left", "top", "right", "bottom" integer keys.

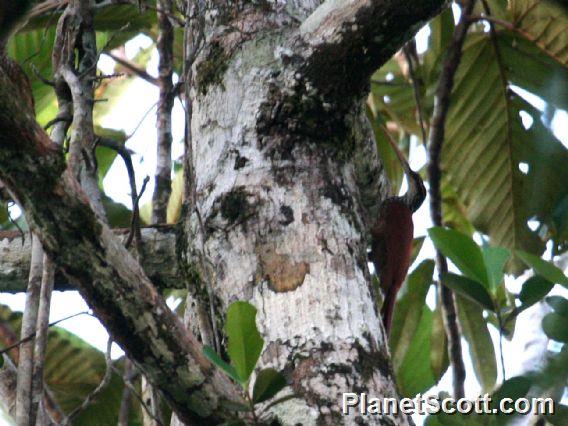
[
  {"left": 152, "top": 0, "right": 175, "bottom": 224},
  {"left": 0, "top": 62, "right": 243, "bottom": 424},
  {"left": 15, "top": 236, "right": 43, "bottom": 426},
  {"left": 427, "top": 0, "right": 476, "bottom": 400},
  {"left": 297, "top": 0, "right": 448, "bottom": 97},
  {"left": 0, "top": 226, "right": 185, "bottom": 292}
]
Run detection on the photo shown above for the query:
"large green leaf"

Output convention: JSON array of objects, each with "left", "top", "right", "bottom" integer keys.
[
  {"left": 442, "top": 273, "right": 495, "bottom": 311},
  {"left": 482, "top": 246, "right": 510, "bottom": 292},
  {"left": 430, "top": 301, "right": 450, "bottom": 383},
  {"left": 500, "top": 33, "right": 568, "bottom": 111},
  {"left": 7, "top": 27, "right": 57, "bottom": 120},
  {"left": 428, "top": 227, "right": 488, "bottom": 285},
  {"left": 442, "top": 33, "right": 568, "bottom": 262},
  {"left": 396, "top": 304, "right": 435, "bottom": 397},
  {"left": 389, "top": 260, "right": 435, "bottom": 371},
  {"left": 457, "top": 296, "right": 497, "bottom": 392},
  {"left": 511, "top": 0, "right": 568, "bottom": 66},
  {"left": 225, "top": 301, "right": 264, "bottom": 384},
  {"left": 516, "top": 250, "right": 568, "bottom": 287},
  {"left": 0, "top": 305, "right": 141, "bottom": 424}
]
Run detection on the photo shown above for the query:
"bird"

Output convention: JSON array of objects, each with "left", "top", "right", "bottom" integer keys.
[{"left": 370, "top": 131, "right": 426, "bottom": 335}]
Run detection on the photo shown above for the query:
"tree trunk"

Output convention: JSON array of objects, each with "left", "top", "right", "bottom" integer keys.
[{"left": 178, "top": 1, "right": 442, "bottom": 424}]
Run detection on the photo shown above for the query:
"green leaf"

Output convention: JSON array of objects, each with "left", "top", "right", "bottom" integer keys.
[
  {"left": 396, "top": 305, "right": 435, "bottom": 397},
  {"left": 7, "top": 27, "right": 57, "bottom": 121},
  {"left": 428, "top": 227, "right": 488, "bottom": 286},
  {"left": 203, "top": 346, "right": 242, "bottom": 384},
  {"left": 252, "top": 368, "right": 287, "bottom": 404},
  {"left": 430, "top": 302, "right": 449, "bottom": 382},
  {"left": 516, "top": 250, "right": 568, "bottom": 287},
  {"left": 492, "top": 376, "right": 532, "bottom": 406},
  {"left": 410, "top": 237, "right": 426, "bottom": 267},
  {"left": 546, "top": 296, "right": 568, "bottom": 317},
  {"left": 542, "top": 313, "right": 568, "bottom": 342},
  {"left": 511, "top": 0, "right": 568, "bottom": 67},
  {"left": 425, "top": 7, "right": 455, "bottom": 82},
  {"left": 226, "top": 301, "right": 264, "bottom": 384},
  {"left": 102, "top": 194, "right": 132, "bottom": 228},
  {"left": 0, "top": 354, "right": 4, "bottom": 368},
  {"left": 441, "top": 33, "right": 568, "bottom": 266},
  {"left": 500, "top": 33, "right": 568, "bottom": 111},
  {"left": 442, "top": 273, "right": 495, "bottom": 312},
  {"left": 390, "top": 260, "right": 435, "bottom": 371},
  {"left": 519, "top": 275, "right": 554, "bottom": 308},
  {"left": 366, "top": 104, "right": 404, "bottom": 194},
  {"left": 457, "top": 296, "right": 497, "bottom": 392},
  {"left": 482, "top": 247, "right": 510, "bottom": 292}
]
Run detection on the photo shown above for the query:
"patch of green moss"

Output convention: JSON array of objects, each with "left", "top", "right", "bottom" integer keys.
[{"left": 195, "top": 42, "right": 229, "bottom": 96}]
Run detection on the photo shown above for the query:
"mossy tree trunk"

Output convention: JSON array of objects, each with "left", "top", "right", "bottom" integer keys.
[{"left": 177, "top": 1, "right": 445, "bottom": 424}]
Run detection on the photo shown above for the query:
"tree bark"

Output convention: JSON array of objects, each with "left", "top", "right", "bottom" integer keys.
[
  {"left": 179, "top": 1, "right": 446, "bottom": 424},
  {"left": 0, "top": 227, "right": 184, "bottom": 293}
]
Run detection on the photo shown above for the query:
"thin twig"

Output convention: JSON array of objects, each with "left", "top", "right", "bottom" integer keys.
[
  {"left": 0, "top": 312, "right": 92, "bottom": 357},
  {"left": 106, "top": 51, "right": 159, "bottom": 86},
  {"left": 6, "top": 201, "right": 25, "bottom": 243},
  {"left": 126, "top": 176, "right": 150, "bottom": 250},
  {"left": 30, "top": 255, "right": 56, "bottom": 422},
  {"left": 117, "top": 359, "right": 134, "bottom": 426},
  {"left": 427, "top": 0, "right": 477, "bottom": 400},
  {"left": 95, "top": 136, "right": 144, "bottom": 252},
  {"left": 109, "top": 362, "right": 163, "bottom": 425}
]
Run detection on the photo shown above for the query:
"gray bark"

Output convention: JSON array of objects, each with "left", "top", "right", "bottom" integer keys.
[
  {"left": 0, "top": 227, "right": 183, "bottom": 293},
  {"left": 177, "top": 1, "right": 446, "bottom": 424}
]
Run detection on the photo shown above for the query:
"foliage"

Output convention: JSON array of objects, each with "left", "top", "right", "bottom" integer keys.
[{"left": 203, "top": 301, "right": 291, "bottom": 423}]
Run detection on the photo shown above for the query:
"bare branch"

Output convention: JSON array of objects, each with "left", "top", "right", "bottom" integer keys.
[
  {"left": 106, "top": 51, "right": 159, "bottom": 86},
  {"left": 0, "top": 226, "right": 184, "bottom": 293},
  {"left": 152, "top": 0, "right": 175, "bottom": 224},
  {"left": 427, "top": 0, "right": 476, "bottom": 400},
  {"left": 15, "top": 235, "right": 42, "bottom": 426},
  {"left": 30, "top": 255, "right": 55, "bottom": 423}
]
